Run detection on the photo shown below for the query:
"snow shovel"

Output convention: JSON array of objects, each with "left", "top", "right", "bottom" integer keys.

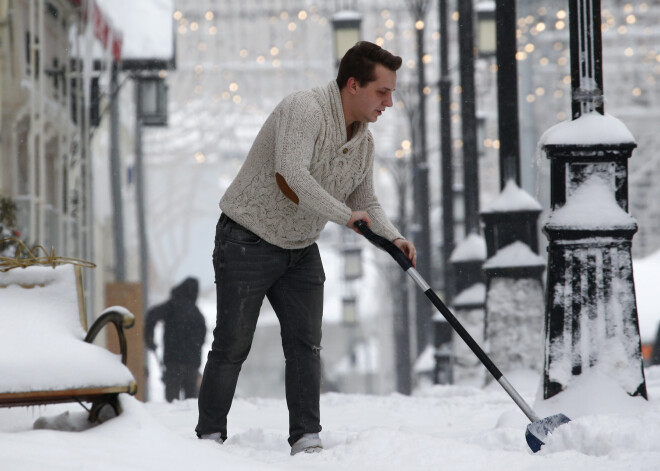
[{"left": 354, "top": 221, "right": 570, "bottom": 452}]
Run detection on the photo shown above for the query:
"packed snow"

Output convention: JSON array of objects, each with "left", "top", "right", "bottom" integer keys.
[
  {"left": 449, "top": 233, "right": 487, "bottom": 263},
  {"left": 2, "top": 264, "right": 659, "bottom": 470},
  {"left": 545, "top": 173, "right": 637, "bottom": 230},
  {"left": 482, "top": 180, "right": 543, "bottom": 213},
  {"left": 540, "top": 112, "right": 636, "bottom": 146},
  {"left": 0, "top": 265, "right": 134, "bottom": 394},
  {"left": 482, "top": 241, "right": 545, "bottom": 269},
  {"left": 1, "top": 366, "right": 659, "bottom": 470}
]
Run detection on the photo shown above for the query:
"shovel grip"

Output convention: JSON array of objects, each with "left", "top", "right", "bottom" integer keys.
[{"left": 354, "top": 221, "right": 412, "bottom": 270}]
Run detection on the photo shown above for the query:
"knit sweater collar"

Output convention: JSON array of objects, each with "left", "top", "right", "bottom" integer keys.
[{"left": 325, "top": 80, "right": 368, "bottom": 145}]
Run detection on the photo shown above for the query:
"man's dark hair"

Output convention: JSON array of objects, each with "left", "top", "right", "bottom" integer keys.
[{"left": 336, "top": 41, "right": 402, "bottom": 89}]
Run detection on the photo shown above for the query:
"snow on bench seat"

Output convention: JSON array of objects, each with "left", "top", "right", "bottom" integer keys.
[{"left": 0, "top": 265, "right": 134, "bottom": 396}]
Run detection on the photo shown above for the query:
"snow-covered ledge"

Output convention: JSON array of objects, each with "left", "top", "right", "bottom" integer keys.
[{"left": 540, "top": 112, "right": 635, "bottom": 147}]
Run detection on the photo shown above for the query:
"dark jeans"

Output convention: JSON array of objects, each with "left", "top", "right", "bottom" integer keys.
[
  {"left": 163, "top": 362, "right": 199, "bottom": 402},
  {"left": 196, "top": 214, "right": 325, "bottom": 446}
]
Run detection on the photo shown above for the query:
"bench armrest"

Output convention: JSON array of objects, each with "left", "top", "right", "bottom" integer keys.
[{"left": 84, "top": 306, "right": 135, "bottom": 365}]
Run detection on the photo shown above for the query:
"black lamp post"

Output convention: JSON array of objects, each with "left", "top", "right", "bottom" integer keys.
[
  {"left": 457, "top": 0, "right": 480, "bottom": 237},
  {"left": 541, "top": 0, "right": 647, "bottom": 399},
  {"left": 494, "top": 0, "right": 520, "bottom": 188},
  {"left": 406, "top": 0, "right": 433, "bottom": 359},
  {"left": 383, "top": 153, "right": 412, "bottom": 394},
  {"left": 134, "top": 74, "right": 169, "bottom": 332},
  {"left": 438, "top": 0, "right": 454, "bottom": 304}
]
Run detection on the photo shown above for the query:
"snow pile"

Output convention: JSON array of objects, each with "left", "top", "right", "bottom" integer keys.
[
  {"left": 483, "top": 241, "right": 545, "bottom": 269},
  {"left": 1, "top": 367, "right": 659, "bottom": 470},
  {"left": 540, "top": 112, "right": 636, "bottom": 146},
  {"left": 545, "top": 173, "right": 637, "bottom": 230},
  {"left": 482, "top": 180, "right": 542, "bottom": 213},
  {"left": 535, "top": 370, "right": 658, "bottom": 459},
  {"left": 452, "top": 282, "right": 486, "bottom": 308},
  {"left": 450, "top": 233, "right": 487, "bottom": 263},
  {"left": 486, "top": 277, "right": 545, "bottom": 372},
  {"left": 0, "top": 265, "right": 134, "bottom": 393}
]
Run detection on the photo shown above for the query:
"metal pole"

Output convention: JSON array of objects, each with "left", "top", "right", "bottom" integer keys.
[
  {"left": 395, "top": 158, "right": 411, "bottom": 394},
  {"left": 458, "top": 0, "right": 480, "bottom": 235},
  {"left": 495, "top": 0, "right": 521, "bottom": 188},
  {"left": 28, "top": 0, "right": 36, "bottom": 241},
  {"left": 37, "top": 0, "right": 45, "bottom": 244},
  {"left": 438, "top": 0, "right": 454, "bottom": 303},
  {"left": 110, "top": 62, "right": 126, "bottom": 280},
  {"left": 408, "top": 0, "right": 433, "bottom": 357},
  {"left": 134, "top": 81, "right": 149, "bottom": 320},
  {"left": 569, "top": 0, "right": 604, "bottom": 117}
]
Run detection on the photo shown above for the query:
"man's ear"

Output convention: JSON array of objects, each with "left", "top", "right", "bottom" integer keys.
[{"left": 346, "top": 77, "right": 359, "bottom": 95}]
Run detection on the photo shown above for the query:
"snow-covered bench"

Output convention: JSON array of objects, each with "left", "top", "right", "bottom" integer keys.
[{"left": 0, "top": 263, "right": 137, "bottom": 421}]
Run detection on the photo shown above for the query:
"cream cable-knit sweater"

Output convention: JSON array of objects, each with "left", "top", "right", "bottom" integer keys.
[{"left": 220, "top": 80, "right": 403, "bottom": 249}]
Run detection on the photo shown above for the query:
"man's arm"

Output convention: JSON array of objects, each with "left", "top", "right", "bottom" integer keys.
[
  {"left": 273, "top": 94, "right": 353, "bottom": 226},
  {"left": 345, "top": 149, "right": 404, "bottom": 243}
]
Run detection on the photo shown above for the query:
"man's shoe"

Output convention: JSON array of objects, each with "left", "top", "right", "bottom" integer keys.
[
  {"left": 290, "top": 433, "right": 323, "bottom": 455},
  {"left": 200, "top": 432, "right": 225, "bottom": 444}
]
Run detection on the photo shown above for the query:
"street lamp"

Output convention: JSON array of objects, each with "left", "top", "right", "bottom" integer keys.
[
  {"left": 133, "top": 73, "right": 170, "bottom": 355},
  {"left": 343, "top": 247, "right": 362, "bottom": 281},
  {"left": 342, "top": 296, "right": 358, "bottom": 326},
  {"left": 331, "top": 11, "right": 362, "bottom": 66},
  {"left": 137, "top": 76, "right": 168, "bottom": 126},
  {"left": 476, "top": 112, "right": 487, "bottom": 156},
  {"left": 476, "top": 1, "right": 496, "bottom": 58}
]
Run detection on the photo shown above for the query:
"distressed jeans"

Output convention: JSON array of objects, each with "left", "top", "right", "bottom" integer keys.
[{"left": 196, "top": 214, "right": 324, "bottom": 446}]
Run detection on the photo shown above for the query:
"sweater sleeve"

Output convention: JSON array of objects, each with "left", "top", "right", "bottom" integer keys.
[
  {"left": 346, "top": 139, "right": 404, "bottom": 242},
  {"left": 273, "top": 94, "right": 352, "bottom": 226}
]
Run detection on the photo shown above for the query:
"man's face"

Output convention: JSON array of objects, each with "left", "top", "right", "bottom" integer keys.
[{"left": 352, "top": 64, "right": 396, "bottom": 123}]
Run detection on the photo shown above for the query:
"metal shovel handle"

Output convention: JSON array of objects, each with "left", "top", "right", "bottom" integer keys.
[{"left": 354, "top": 220, "right": 540, "bottom": 423}]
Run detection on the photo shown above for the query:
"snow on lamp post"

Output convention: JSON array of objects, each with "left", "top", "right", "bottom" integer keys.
[
  {"left": 540, "top": 0, "right": 647, "bottom": 399},
  {"left": 449, "top": 233, "right": 487, "bottom": 385},
  {"left": 480, "top": 183, "right": 545, "bottom": 375}
]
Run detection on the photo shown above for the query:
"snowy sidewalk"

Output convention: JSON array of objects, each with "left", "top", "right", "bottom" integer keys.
[{"left": 1, "top": 367, "right": 660, "bottom": 471}]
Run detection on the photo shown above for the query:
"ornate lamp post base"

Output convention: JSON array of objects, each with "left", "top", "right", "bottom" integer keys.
[{"left": 542, "top": 125, "right": 647, "bottom": 400}]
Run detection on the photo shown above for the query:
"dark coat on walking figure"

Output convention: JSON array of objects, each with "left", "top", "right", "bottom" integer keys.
[{"left": 145, "top": 277, "right": 207, "bottom": 402}]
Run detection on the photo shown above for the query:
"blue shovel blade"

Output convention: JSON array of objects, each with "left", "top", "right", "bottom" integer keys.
[{"left": 525, "top": 413, "right": 571, "bottom": 452}]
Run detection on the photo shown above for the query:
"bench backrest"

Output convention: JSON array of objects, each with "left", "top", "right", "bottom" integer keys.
[{"left": 0, "top": 264, "right": 87, "bottom": 333}]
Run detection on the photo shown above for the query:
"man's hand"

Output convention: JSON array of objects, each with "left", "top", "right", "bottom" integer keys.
[
  {"left": 394, "top": 238, "right": 417, "bottom": 268},
  {"left": 347, "top": 211, "right": 371, "bottom": 234}
]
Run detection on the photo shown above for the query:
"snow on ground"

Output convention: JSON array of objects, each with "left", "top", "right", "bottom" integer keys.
[{"left": 2, "top": 366, "right": 660, "bottom": 471}]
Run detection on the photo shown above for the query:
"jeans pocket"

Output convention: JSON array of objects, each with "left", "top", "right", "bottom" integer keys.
[{"left": 223, "top": 221, "right": 261, "bottom": 245}]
